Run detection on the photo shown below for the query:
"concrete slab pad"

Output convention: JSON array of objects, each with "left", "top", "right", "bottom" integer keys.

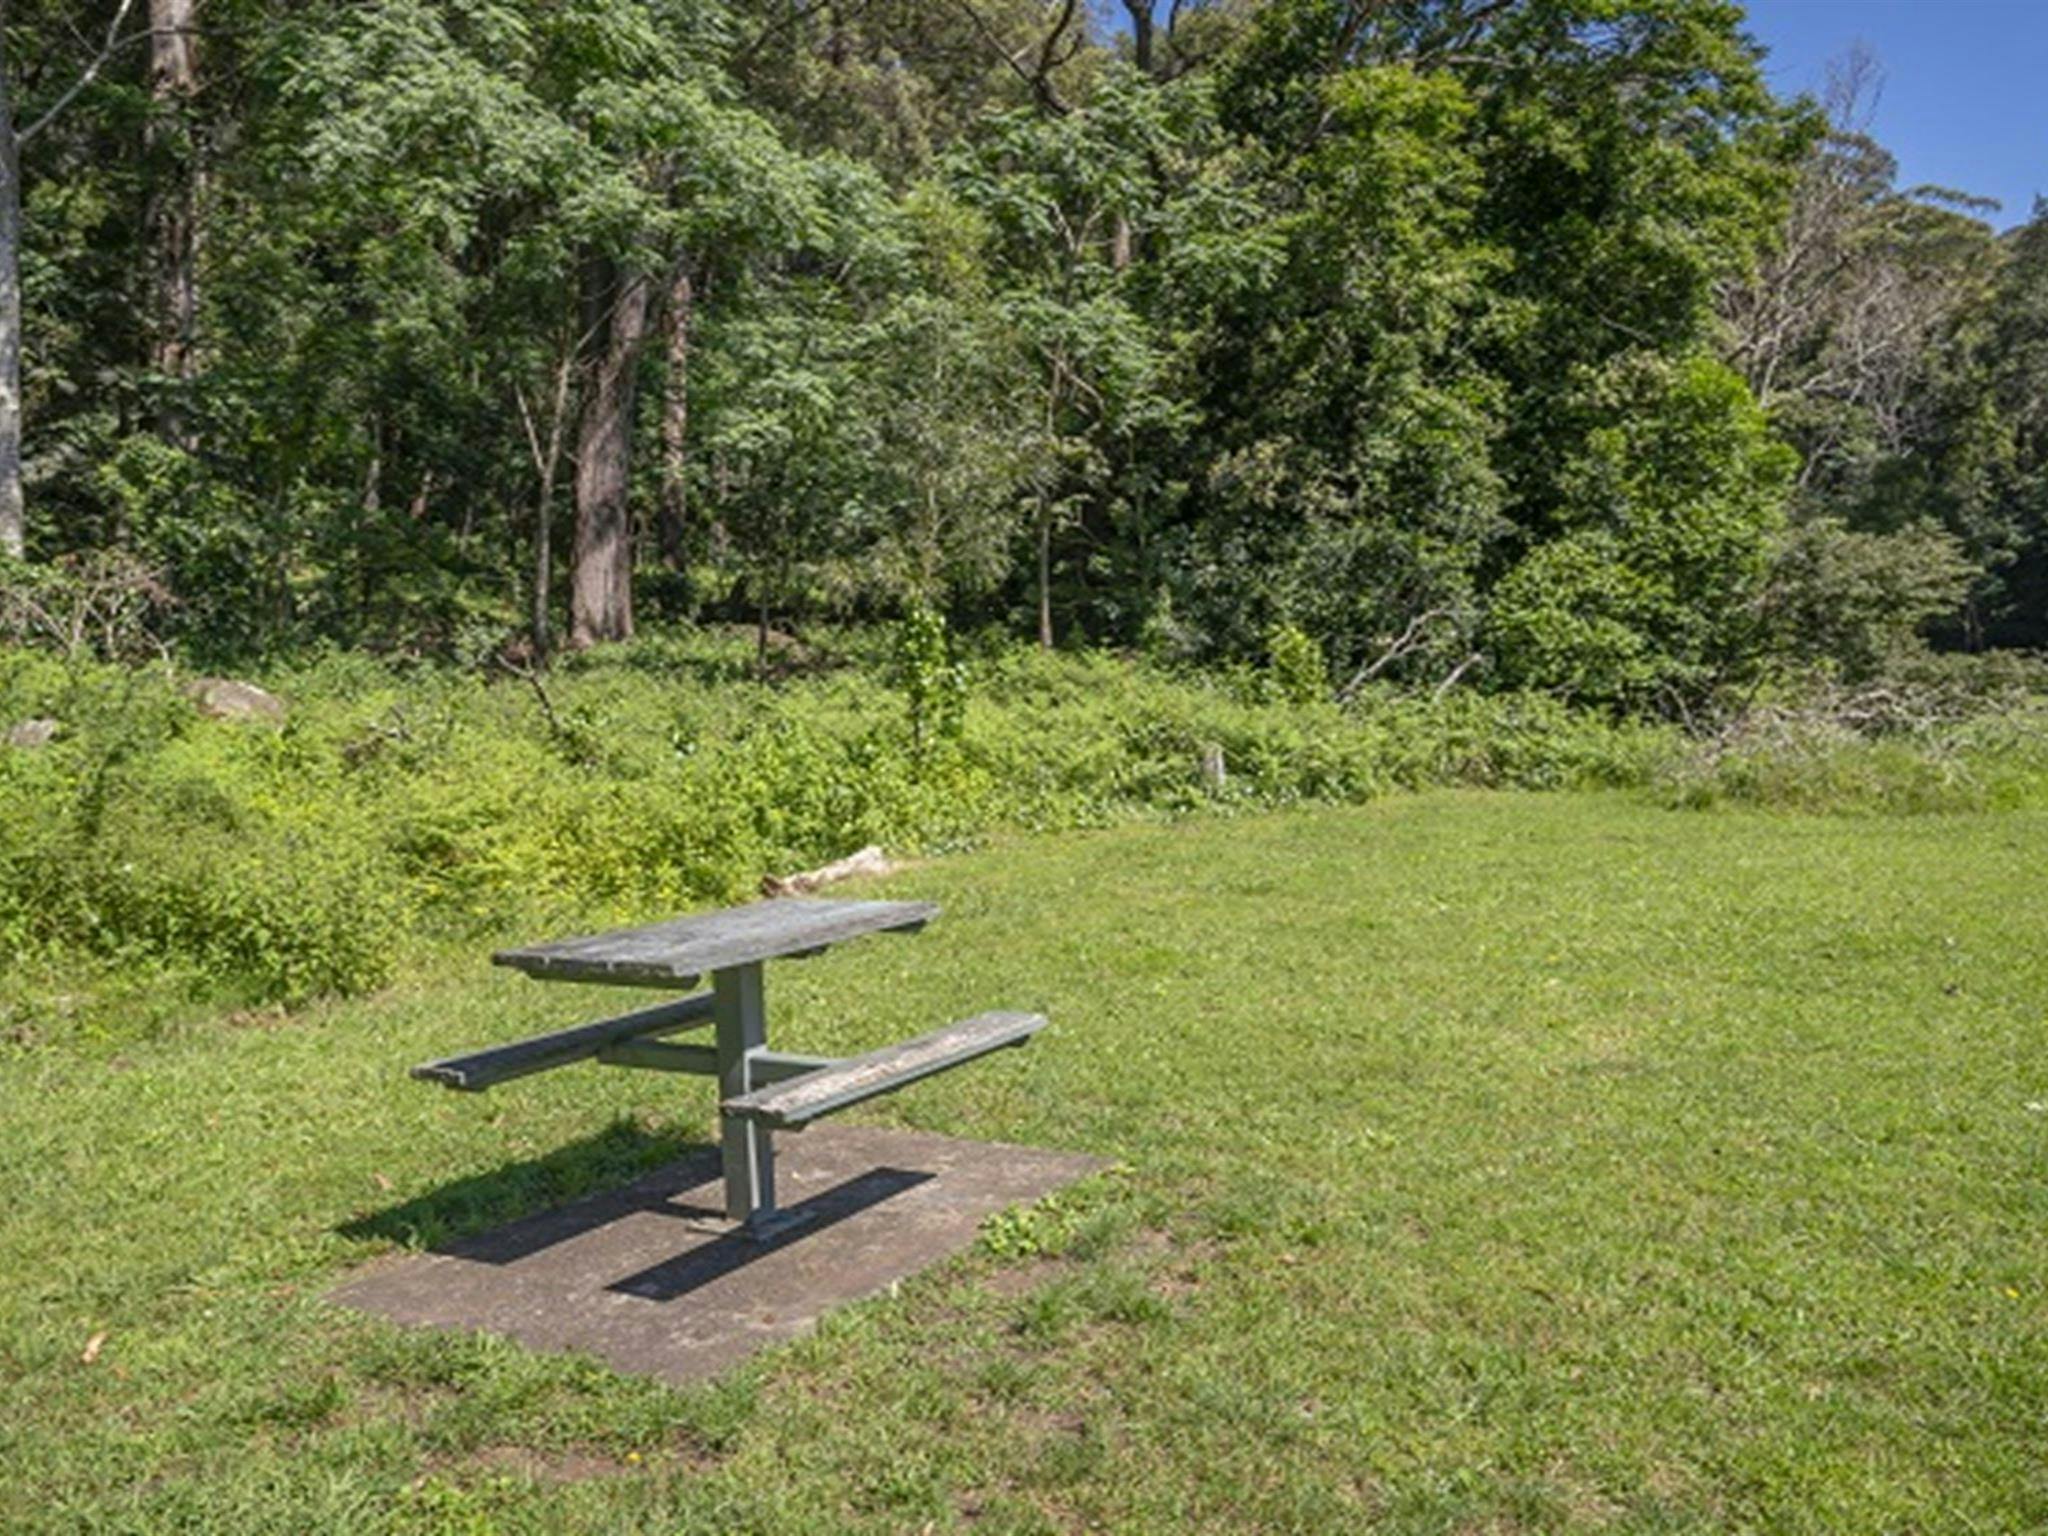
[{"left": 329, "top": 1125, "right": 1103, "bottom": 1385}]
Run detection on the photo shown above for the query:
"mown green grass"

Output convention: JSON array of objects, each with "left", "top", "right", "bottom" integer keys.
[{"left": 3, "top": 791, "right": 2045, "bottom": 1533}]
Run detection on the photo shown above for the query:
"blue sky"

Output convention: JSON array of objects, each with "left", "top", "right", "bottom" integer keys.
[{"left": 1740, "top": 0, "right": 2043, "bottom": 229}]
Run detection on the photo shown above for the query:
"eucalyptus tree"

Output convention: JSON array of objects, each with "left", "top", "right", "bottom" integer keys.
[
  {"left": 1716, "top": 54, "right": 2028, "bottom": 657},
  {"left": 145, "top": 0, "right": 200, "bottom": 448},
  {"left": 1720, "top": 62, "right": 2001, "bottom": 517},
  {"left": 0, "top": 0, "right": 150, "bottom": 559}
]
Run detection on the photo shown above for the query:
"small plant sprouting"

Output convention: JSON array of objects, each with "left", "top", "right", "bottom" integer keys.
[{"left": 895, "top": 605, "right": 967, "bottom": 759}]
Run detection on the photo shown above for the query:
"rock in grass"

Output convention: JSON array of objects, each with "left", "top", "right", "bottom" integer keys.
[
  {"left": 5, "top": 717, "right": 58, "bottom": 749},
  {"left": 187, "top": 678, "right": 286, "bottom": 722}
]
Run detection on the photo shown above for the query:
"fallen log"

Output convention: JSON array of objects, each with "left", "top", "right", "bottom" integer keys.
[{"left": 761, "top": 844, "right": 894, "bottom": 898}]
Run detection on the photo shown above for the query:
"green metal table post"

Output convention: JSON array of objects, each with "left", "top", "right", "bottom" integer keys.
[{"left": 712, "top": 961, "right": 776, "bottom": 1226}]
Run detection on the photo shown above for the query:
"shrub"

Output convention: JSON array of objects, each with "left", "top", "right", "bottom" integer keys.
[
  {"left": 1763, "top": 519, "right": 1976, "bottom": 680},
  {"left": 893, "top": 607, "right": 967, "bottom": 756},
  {"left": 1265, "top": 623, "right": 1326, "bottom": 706},
  {"left": 1656, "top": 682, "right": 2048, "bottom": 813},
  {"left": 1, "top": 629, "right": 2037, "bottom": 1028}
]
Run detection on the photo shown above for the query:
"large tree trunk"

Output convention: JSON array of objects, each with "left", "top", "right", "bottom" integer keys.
[
  {"left": 656, "top": 260, "right": 692, "bottom": 571},
  {"left": 568, "top": 267, "right": 651, "bottom": 649},
  {"left": 0, "top": 50, "right": 22, "bottom": 560},
  {"left": 146, "top": 0, "right": 200, "bottom": 449}
]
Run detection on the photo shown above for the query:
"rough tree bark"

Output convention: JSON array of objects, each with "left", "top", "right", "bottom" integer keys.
[
  {"left": 1034, "top": 362, "right": 1063, "bottom": 650},
  {"left": 146, "top": 0, "right": 199, "bottom": 448},
  {"left": 656, "top": 260, "right": 692, "bottom": 571},
  {"left": 568, "top": 266, "right": 651, "bottom": 649}
]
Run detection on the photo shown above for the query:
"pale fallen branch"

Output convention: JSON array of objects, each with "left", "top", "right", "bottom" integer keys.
[{"left": 763, "top": 845, "right": 895, "bottom": 898}]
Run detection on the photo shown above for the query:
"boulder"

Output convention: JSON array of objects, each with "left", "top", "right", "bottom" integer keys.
[
  {"left": 5, "top": 717, "right": 58, "bottom": 749},
  {"left": 188, "top": 678, "right": 286, "bottom": 723}
]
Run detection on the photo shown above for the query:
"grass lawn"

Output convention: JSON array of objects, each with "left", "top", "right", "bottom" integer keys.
[{"left": 3, "top": 790, "right": 2045, "bottom": 1533}]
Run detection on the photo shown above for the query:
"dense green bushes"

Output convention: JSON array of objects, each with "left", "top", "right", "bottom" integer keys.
[{"left": 2, "top": 632, "right": 2042, "bottom": 1027}]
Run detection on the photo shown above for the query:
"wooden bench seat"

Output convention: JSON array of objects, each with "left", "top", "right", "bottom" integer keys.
[
  {"left": 721, "top": 1011, "right": 1046, "bottom": 1130},
  {"left": 412, "top": 992, "right": 716, "bottom": 1092}
]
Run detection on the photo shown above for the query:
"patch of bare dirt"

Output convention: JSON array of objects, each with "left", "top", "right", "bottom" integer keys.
[
  {"left": 1132, "top": 1227, "right": 1222, "bottom": 1302},
  {"left": 343, "top": 1380, "right": 457, "bottom": 1432},
  {"left": 432, "top": 1442, "right": 637, "bottom": 1485},
  {"left": 982, "top": 1255, "right": 1078, "bottom": 1299}
]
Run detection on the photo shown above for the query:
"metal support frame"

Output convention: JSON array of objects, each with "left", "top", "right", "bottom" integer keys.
[
  {"left": 712, "top": 962, "right": 788, "bottom": 1234},
  {"left": 595, "top": 1038, "right": 833, "bottom": 1084},
  {"left": 563, "top": 970, "right": 839, "bottom": 1238}
]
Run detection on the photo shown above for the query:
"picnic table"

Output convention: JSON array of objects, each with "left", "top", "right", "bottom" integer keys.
[{"left": 413, "top": 898, "right": 1045, "bottom": 1237}]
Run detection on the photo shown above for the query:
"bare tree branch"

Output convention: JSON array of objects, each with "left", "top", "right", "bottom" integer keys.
[
  {"left": 947, "top": 0, "right": 1072, "bottom": 115},
  {"left": 1336, "top": 608, "right": 1450, "bottom": 701},
  {"left": 19, "top": 0, "right": 145, "bottom": 146}
]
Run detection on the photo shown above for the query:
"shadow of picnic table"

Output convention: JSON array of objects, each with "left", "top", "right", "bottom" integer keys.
[
  {"left": 337, "top": 1116, "right": 705, "bottom": 1253},
  {"left": 335, "top": 1117, "right": 933, "bottom": 1303}
]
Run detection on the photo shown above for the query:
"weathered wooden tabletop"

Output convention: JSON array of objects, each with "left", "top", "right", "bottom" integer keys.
[{"left": 491, "top": 898, "right": 938, "bottom": 987}]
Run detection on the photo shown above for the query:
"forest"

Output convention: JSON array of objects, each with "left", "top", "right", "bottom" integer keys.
[{"left": 3, "top": 0, "right": 2042, "bottom": 706}]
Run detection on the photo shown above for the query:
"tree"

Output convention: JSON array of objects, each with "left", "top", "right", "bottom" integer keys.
[
  {"left": 1949, "top": 204, "right": 2048, "bottom": 648},
  {"left": 1166, "top": 60, "right": 1505, "bottom": 677},
  {"left": 656, "top": 256, "right": 696, "bottom": 572},
  {"left": 1716, "top": 50, "right": 2043, "bottom": 653},
  {"left": 0, "top": 20, "right": 20, "bottom": 559},
  {"left": 728, "top": 0, "right": 1080, "bottom": 177},
  {"left": 146, "top": 0, "right": 200, "bottom": 448},
  {"left": 569, "top": 264, "right": 650, "bottom": 648},
  {"left": 863, "top": 200, "right": 1040, "bottom": 607},
  {"left": 0, "top": 0, "right": 145, "bottom": 559},
  {"left": 0, "top": 0, "right": 2036, "bottom": 686},
  {"left": 1719, "top": 53, "right": 1998, "bottom": 515},
  {"left": 1487, "top": 353, "right": 1796, "bottom": 709},
  {"left": 947, "top": 65, "right": 1192, "bottom": 647},
  {"left": 180, "top": 0, "right": 821, "bottom": 652},
  {"left": 1764, "top": 516, "right": 1974, "bottom": 679}
]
